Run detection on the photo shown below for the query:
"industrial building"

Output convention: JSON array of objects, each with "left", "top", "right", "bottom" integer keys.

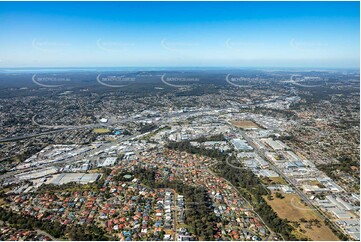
[
  {"left": 50, "top": 172, "right": 101, "bottom": 185},
  {"left": 231, "top": 139, "right": 253, "bottom": 151},
  {"left": 98, "top": 157, "right": 118, "bottom": 167}
]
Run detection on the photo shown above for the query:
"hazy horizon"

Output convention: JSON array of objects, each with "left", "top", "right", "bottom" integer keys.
[{"left": 0, "top": 1, "right": 359, "bottom": 69}]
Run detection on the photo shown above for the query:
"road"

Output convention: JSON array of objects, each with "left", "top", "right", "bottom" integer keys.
[
  {"left": 0, "top": 128, "right": 75, "bottom": 143},
  {"left": 2, "top": 106, "right": 224, "bottom": 143},
  {"left": 238, "top": 130, "right": 347, "bottom": 239},
  {"left": 1, "top": 107, "right": 225, "bottom": 143},
  {"left": 172, "top": 192, "right": 177, "bottom": 241},
  {"left": 207, "top": 167, "right": 279, "bottom": 241},
  {"left": 0, "top": 124, "right": 105, "bottom": 143},
  {"left": 0, "top": 132, "right": 147, "bottom": 182}
]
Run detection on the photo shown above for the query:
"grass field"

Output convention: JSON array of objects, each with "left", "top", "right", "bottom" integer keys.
[
  {"left": 264, "top": 194, "right": 339, "bottom": 241},
  {"left": 262, "top": 176, "right": 288, "bottom": 185},
  {"left": 306, "top": 180, "right": 325, "bottom": 187},
  {"left": 93, "top": 128, "right": 111, "bottom": 134},
  {"left": 230, "top": 120, "right": 260, "bottom": 129}
]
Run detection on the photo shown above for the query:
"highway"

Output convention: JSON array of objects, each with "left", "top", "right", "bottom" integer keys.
[
  {"left": 2, "top": 106, "right": 233, "bottom": 144},
  {"left": 1, "top": 108, "right": 216, "bottom": 143},
  {"left": 0, "top": 131, "right": 147, "bottom": 183},
  {"left": 0, "top": 124, "right": 106, "bottom": 143}
]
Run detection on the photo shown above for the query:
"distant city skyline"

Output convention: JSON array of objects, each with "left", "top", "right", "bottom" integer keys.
[{"left": 0, "top": 1, "right": 359, "bottom": 68}]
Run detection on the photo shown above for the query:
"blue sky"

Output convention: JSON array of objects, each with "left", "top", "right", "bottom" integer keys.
[{"left": 0, "top": 1, "right": 359, "bottom": 68}]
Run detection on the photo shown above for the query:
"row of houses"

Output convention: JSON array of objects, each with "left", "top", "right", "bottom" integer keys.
[{"left": 138, "top": 148, "right": 269, "bottom": 240}]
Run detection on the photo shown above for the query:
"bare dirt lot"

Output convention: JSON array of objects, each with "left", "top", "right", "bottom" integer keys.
[{"left": 230, "top": 120, "right": 260, "bottom": 129}]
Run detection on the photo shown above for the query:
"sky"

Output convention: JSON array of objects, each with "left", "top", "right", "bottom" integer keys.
[{"left": 0, "top": 1, "right": 359, "bottom": 68}]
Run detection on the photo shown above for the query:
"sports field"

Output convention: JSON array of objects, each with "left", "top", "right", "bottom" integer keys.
[{"left": 93, "top": 128, "right": 111, "bottom": 134}]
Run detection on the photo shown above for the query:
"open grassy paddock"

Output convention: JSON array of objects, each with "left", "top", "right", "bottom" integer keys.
[
  {"left": 262, "top": 176, "right": 288, "bottom": 185},
  {"left": 264, "top": 193, "right": 339, "bottom": 241}
]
